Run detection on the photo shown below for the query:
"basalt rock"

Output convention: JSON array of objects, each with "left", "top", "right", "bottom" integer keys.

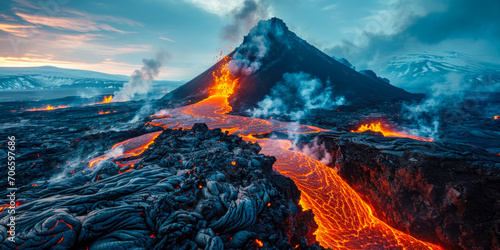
[
  {"left": 0, "top": 123, "right": 323, "bottom": 250},
  {"left": 314, "top": 131, "right": 500, "bottom": 249}
]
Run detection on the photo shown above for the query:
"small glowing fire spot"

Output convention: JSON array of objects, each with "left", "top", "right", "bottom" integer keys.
[
  {"left": 255, "top": 239, "right": 263, "bottom": 247},
  {"left": 231, "top": 161, "right": 236, "bottom": 165},
  {"left": 199, "top": 185, "right": 203, "bottom": 189},
  {"left": 267, "top": 203, "right": 271, "bottom": 207},
  {"left": 494, "top": 116, "right": 499, "bottom": 120},
  {"left": 32, "top": 184, "right": 37, "bottom": 187},
  {"left": 150, "top": 233, "right": 155, "bottom": 238}
]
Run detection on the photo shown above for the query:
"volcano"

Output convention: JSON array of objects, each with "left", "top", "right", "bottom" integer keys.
[{"left": 161, "top": 18, "right": 421, "bottom": 110}]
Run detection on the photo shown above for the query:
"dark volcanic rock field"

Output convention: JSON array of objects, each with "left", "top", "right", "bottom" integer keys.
[{"left": 0, "top": 111, "right": 322, "bottom": 249}]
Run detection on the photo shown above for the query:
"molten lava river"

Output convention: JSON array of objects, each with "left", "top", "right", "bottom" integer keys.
[{"left": 93, "top": 56, "right": 441, "bottom": 249}]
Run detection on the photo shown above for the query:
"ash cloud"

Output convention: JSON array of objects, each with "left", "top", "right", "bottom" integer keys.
[
  {"left": 250, "top": 72, "right": 345, "bottom": 121},
  {"left": 221, "top": 0, "right": 271, "bottom": 43},
  {"left": 326, "top": 0, "right": 500, "bottom": 69},
  {"left": 113, "top": 51, "right": 167, "bottom": 101}
]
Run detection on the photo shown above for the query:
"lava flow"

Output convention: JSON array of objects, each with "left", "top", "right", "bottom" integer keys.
[
  {"left": 88, "top": 131, "right": 161, "bottom": 168},
  {"left": 89, "top": 55, "right": 440, "bottom": 249},
  {"left": 27, "top": 105, "right": 69, "bottom": 111},
  {"left": 351, "top": 122, "right": 434, "bottom": 142}
]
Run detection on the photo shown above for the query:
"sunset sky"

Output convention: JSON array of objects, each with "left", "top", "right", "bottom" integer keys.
[{"left": 0, "top": 0, "right": 498, "bottom": 80}]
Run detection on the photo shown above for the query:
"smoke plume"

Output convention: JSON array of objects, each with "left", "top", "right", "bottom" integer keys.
[
  {"left": 113, "top": 51, "right": 167, "bottom": 101},
  {"left": 221, "top": 0, "right": 271, "bottom": 42}
]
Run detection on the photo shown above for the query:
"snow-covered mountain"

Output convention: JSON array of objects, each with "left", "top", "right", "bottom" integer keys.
[
  {"left": 0, "top": 66, "right": 129, "bottom": 89},
  {"left": 374, "top": 52, "right": 500, "bottom": 92}
]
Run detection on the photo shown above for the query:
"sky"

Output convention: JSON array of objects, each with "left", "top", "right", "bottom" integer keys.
[{"left": 0, "top": 0, "right": 498, "bottom": 80}]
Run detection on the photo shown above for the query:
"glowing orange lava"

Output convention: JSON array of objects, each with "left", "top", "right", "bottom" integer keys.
[
  {"left": 27, "top": 105, "right": 69, "bottom": 111},
  {"left": 255, "top": 239, "right": 264, "bottom": 247},
  {"left": 88, "top": 131, "right": 161, "bottom": 168},
  {"left": 104, "top": 55, "right": 440, "bottom": 249},
  {"left": 100, "top": 95, "right": 113, "bottom": 104},
  {"left": 351, "top": 122, "right": 434, "bottom": 142},
  {"left": 494, "top": 116, "right": 499, "bottom": 120}
]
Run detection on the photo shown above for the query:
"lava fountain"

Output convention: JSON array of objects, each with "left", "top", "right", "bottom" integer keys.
[
  {"left": 351, "top": 122, "right": 434, "bottom": 142},
  {"left": 89, "top": 55, "right": 441, "bottom": 249},
  {"left": 99, "top": 95, "right": 113, "bottom": 104}
]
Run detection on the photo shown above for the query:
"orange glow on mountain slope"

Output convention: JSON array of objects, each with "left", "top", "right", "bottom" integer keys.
[
  {"left": 495, "top": 116, "right": 499, "bottom": 120},
  {"left": 27, "top": 105, "right": 69, "bottom": 111},
  {"left": 351, "top": 122, "right": 434, "bottom": 142},
  {"left": 137, "top": 56, "right": 441, "bottom": 249}
]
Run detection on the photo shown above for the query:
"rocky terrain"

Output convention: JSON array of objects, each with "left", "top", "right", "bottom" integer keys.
[
  {"left": 0, "top": 102, "right": 322, "bottom": 249},
  {"left": 305, "top": 131, "right": 500, "bottom": 249}
]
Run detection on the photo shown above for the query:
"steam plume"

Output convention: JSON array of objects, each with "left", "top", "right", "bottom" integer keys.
[
  {"left": 250, "top": 72, "right": 345, "bottom": 121},
  {"left": 228, "top": 18, "right": 286, "bottom": 76},
  {"left": 113, "top": 51, "right": 167, "bottom": 101},
  {"left": 402, "top": 73, "right": 470, "bottom": 138}
]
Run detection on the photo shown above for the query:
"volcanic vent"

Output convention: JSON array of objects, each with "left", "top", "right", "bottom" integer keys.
[{"left": 161, "top": 18, "right": 421, "bottom": 111}]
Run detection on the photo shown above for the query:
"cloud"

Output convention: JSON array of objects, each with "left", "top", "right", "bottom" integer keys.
[
  {"left": 159, "top": 36, "right": 175, "bottom": 42},
  {"left": 15, "top": 12, "right": 131, "bottom": 33},
  {"left": 325, "top": 0, "right": 500, "bottom": 69},
  {"left": 183, "top": 0, "right": 246, "bottom": 16},
  {"left": 0, "top": 23, "right": 36, "bottom": 38},
  {"left": 184, "top": 0, "right": 270, "bottom": 42},
  {"left": 0, "top": 55, "right": 142, "bottom": 75},
  {"left": 321, "top": 4, "right": 338, "bottom": 11}
]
